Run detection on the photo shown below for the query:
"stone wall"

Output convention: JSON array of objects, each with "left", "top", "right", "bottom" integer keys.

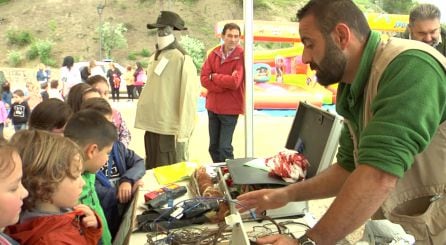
[{"left": 0, "top": 67, "right": 60, "bottom": 90}]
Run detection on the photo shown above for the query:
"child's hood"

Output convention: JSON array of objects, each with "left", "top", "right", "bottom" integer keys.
[{"left": 3, "top": 210, "right": 82, "bottom": 244}]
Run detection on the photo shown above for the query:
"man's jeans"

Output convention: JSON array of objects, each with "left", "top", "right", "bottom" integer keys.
[{"left": 207, "top": 110, "right": 238, "bottom": 163}]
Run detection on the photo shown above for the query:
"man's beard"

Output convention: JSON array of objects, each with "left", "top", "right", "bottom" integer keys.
[{"left": 310, "top": 36, "right": 346, "bottom": 86}]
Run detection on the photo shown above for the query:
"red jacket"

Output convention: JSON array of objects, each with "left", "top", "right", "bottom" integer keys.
[
  {"left": 4, "top": 210, "right": 102, "bottom": 245},
  {"left": 201, "top": 45, "right": 245, "bottom": 115}
]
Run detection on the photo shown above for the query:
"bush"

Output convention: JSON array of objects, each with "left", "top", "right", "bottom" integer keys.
[
  {"left": 140, "top": 48, "right": 151, "bottom": 57},
  {"left": 140, "top": 61, "right": 148, "bottom": 69},
  {"left": 35, "top": 39, "right": 54, "bottom": 63},
  {"left": 26, "top": 39, "right": 54, "bottom": 65},
  {"left": 6, "top": 29, "right": 33, "bottom": 46},
  {"left": 26, "top": 44, "right": 39, "bottom": 60},
  {"left": 179, "top": 35, "right": 205, "bottom": 72},
  {"left": 128, "top": 52, "right": 138, "bottom": 60},
  {"left": 7, "top": 50, "right": 23, "bottom": 67}
]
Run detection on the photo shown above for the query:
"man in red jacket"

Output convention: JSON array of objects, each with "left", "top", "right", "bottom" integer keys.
[{"left": 200, "top": 22, "right": 245, "bottom": 163}]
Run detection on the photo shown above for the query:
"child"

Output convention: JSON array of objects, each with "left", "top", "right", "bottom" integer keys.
[
  {"left": 7, "top": 90, "right": 30, "bottom": 132},
  {"left": 87, "top": 75, "right": 131, "bottom": 147},
  {"left": 2, "top": 81, "right": 13, "bottom": 109},
  {"left": 28, "top": 98, "right": 73, "bottom": 134},
  {"left": 0, "top": 137, "right": 28, "bottom": 245},
  {"left": 48, "top": 79, "right": 64, "bottom": 101},
  {"left": 66, "top": 83, "right": 101, "bottom": 113},
  {"left": 0, "top": 100, "right": 7, "bottom": 138},
  {"left": 64, "top": 109, "right": 117, "bottom": 245},
  {"left": 24, "top": 81, "right": 42, "bottom": 111},
  {"left": 81, "top": 97, "right": 145, "bottom": 237},
  {"left": 124, "top": 65, "right": 135, "bottom": 101},
  {"left": 5, "top": 130, "right": 102, "bottom": 244},
  {"left": 40, "top": 82, "right": 49, "bottom": 101}
]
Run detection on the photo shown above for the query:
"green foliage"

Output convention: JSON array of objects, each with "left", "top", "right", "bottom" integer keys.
[
  {"left": 26, "top": 44, "right": 39, "bottom": 60},
  {"left": 140, "top": 48, "right": 151, "bottom": 57},
  {"left": 254, "top": 0, "right": 272, "bottom": 9},
  {"left": 26, "top": 39, "right": 55, "bottom": 65},
  {"left": 7, "top": 50, "right": 23, "bottom": 67},
  {"left": 48, "top": 19, "right": 57, "bottom": 34},
  {"left": 35, "top": 39, "right": 54, "bottom": 64},
  {"left": 179, "top": 35, "right": 205, "bottom": 72},
  {"left": 180, "top": 0, "right": 198, "bottom": 5},
  {"left": 128, "top": 51, "right": 138, "bottom": 60},
  {"left": 381, "top": 0, "right": 415, "bottom": 14},
  {"left": 99, "top": 22, "right": 128, "bottom": 59},
  {"left": 140, "top": 60, "right": 148, "bottom": 68},
  {"left": 6, "top": 28, "right": 33, "bottom": 46}
]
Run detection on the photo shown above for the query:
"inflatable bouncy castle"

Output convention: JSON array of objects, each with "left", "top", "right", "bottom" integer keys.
[{"left": 213, "top": 15, "right": 408, "bottom": 109}]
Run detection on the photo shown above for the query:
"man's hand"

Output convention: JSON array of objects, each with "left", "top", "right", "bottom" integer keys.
[
  {"left": 256, "top": 234, "right": 298, "bottom": 245},
  {"left": 118, "top": 181, "right": 132, "bottom": 203},
  {"left": 74, "top": 204, "right": 99, "bottom": 228},
  {"left": 236, "top": 188, "right": 290, "bottom": 214}
]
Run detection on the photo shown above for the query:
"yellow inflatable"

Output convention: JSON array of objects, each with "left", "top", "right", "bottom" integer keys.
[{"left": 213, "top": 15, "right": 408, "bottom": 109}]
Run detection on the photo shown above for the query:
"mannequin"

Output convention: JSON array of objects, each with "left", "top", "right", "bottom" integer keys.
[
  {"left": 135, "top": 11, "right": 200, "bottom": 169},
  {"left": 156, "top": 26, "right": 175, "bottom": 50}
]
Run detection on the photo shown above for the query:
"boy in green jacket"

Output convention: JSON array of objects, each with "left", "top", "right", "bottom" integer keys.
[{"left": 64, "top": 109, "right": 117, "bottom": 245}]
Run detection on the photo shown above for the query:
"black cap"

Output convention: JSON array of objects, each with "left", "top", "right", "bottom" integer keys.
[{"left": 147, "top": 11, "right": 187, "bottom": 31}]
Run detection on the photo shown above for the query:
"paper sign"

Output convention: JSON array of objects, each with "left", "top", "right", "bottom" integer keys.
[{"left": 154, "top": 57, "right": 169, "bottom": 76}]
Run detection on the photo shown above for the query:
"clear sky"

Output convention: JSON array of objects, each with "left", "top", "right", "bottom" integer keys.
[{"left": 417, "top": 0, "right": 446, "bottom": 23}]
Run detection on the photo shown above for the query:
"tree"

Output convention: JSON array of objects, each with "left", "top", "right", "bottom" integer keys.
[
  {"left": 98, "top": 22, "right": 128, "bottom": 59},
  {"left": 179, "top": 35, "right": 205, "bottom": 72},
  {"left": 381, "top": 0, "right": 415, "bottom": 14}
]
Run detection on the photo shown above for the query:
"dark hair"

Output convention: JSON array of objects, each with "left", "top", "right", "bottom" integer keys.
[
  {"left": 13, "top": 89, "right": 24, "bottom": 97},
  {"left": 80, "top": 97, "right": 113, "bottom": 117},
  {"left": 64, "top": 109, "right": 117, "bottom": 150},
  {"left": 86, "top": 74, "right": 108, "bottom": 88},
  {"left": 40, "top": 82, "right": 48, "bottom": 90},
  {"left": 409, "top": 3, "right": 441, "bottom": 26},
  {"left": 10, "top": 130, "right": 82, "bottom": 210},
  {"left": 50, "top": 79, "right": 59, "bottom": 89},
  {"left": 135, "top": 62, "right": 143, "bottom": 71},
  {"left": 62, "top": 56, "right": 75, "bottom": 69},
  {"left": 297, "top": 0, "right": 370, "bottom": 41},
  {"left": 66, "top": 83, "right": 92, "bottom": 113},
  {"left": 29, "top": 98, "right": 73, "bottom": 131},
  {"left": 2, "top": 81, "right": 10, "bottom": 93},
  {"left": 82, "top": 87, "right": 101, "bottom": 99},
  {"left": 222, "top": 22, "right": 241, "bottom": 36}
]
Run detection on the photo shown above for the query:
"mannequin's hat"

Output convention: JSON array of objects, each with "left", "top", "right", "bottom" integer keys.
[{"left": 147, "top": 11, "right": 187, "bottom": 31}]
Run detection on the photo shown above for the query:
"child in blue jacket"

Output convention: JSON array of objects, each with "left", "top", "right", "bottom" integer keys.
[{"left": 80, "top": 97, "right": 145, "bottom": 239}]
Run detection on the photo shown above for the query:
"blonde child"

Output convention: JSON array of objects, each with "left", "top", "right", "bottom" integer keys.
[
  {"left": 64, "top": 110, "right": 118, "bottom": 244},
  {"left": 124, "top": 65, "right": 135, "bottom": 101},
  {"left": 5, "top": 130, "right": 102, "bottom": 244},
  {"left": 0, "top": 137, "right": 28, "bottom": 245}
]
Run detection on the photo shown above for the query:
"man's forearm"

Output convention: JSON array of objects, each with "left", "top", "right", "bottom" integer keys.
[
  {"left": 285, "top": 163, "right": 350, "bottom": 202},
  {"left": 306, "top": 164, "right": 397, "bottom": 244}
]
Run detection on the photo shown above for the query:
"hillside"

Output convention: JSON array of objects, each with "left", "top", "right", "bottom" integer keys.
[{"left": 0, "top": 0, "right": 305, "bottom": 68}]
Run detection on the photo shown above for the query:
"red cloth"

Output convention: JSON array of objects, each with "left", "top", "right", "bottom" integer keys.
[
  {"left": 200, "top": 45, "right": 245, "bottom": 115},
  {"left": 265, "top": 150, "right": 309, "bottom": 182},
  {"left": 4, "top": 210, "right": 102, "bottom": 245}
]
